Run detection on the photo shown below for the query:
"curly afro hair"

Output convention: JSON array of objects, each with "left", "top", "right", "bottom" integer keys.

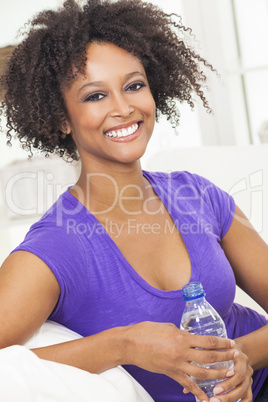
[{"left": 0, "top": 0, "right": 214, "bottom": 161}]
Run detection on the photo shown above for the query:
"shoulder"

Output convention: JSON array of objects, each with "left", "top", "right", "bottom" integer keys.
[
  {"left": 12, "top": 190, "right": 91, "bottom": 284},
  {"left": 143, "top": 169, "right": 223, "bottom": 195},
  {"left": 11, "top": 192, "right": 92, "bottom": 323},
  {"left": 144, "top": 170, "right": 235, "bottom": 238},
  {"left": 20, "top": 188, "right": 94, "bottom": 244},
  {"left": 143, "top": 169, "right": 211, "bottom": 183}
]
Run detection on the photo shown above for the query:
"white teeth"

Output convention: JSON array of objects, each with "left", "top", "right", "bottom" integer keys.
[{"left": 105, "top": 123, "right": 139, "bottom": 138}]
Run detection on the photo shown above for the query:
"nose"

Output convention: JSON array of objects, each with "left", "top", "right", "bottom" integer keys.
[{"left": 110, "top": 92, "right": 134, "bottom": 118}]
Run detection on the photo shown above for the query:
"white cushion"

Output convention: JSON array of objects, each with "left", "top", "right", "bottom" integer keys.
[{"left": 0, "top": 321, "right": 154, "bottom": 402}]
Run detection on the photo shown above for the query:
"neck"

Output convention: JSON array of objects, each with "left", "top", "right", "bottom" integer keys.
[{"left": 71, "top": 158, "right": 153, "bottom": 220}]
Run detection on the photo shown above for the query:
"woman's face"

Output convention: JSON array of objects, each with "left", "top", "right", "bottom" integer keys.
[{"left": 63, "top": 42, "right": 156, "bottom": 168}]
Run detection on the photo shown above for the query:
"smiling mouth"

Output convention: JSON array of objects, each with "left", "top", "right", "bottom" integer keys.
[{"left": 104, "top": 122, "right": 140, "bottom": 138}]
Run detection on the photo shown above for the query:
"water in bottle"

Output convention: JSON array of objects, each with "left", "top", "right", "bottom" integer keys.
[{"left": 180, "top": 281, "right": 240, "bottom": 402}]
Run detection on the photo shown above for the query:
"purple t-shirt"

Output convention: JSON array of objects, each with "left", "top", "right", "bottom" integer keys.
[{"left": 12, "top": 171, "right": 268, "bottom": 401}]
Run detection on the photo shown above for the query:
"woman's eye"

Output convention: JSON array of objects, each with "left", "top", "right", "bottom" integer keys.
[
  {"left": 84, "top": 93, "right": 105, "bottom": 102},
  {"left": 127, "top": 82, "right": 146, "bottom": 92}
]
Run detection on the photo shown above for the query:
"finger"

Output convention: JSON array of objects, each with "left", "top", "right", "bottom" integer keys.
[
  {"left": 211, "top": 383, "right": 253, "bottom": 402},
  {"left": 212, "top": 362, "right": 253, "bottom": 393},
  {"left": 173, "top": 373, "right": 209, "bottom": 402},
  {"left": 189, "top": 334, "right": 235, "bottom": 350},
  {"left": 189, "top": 348, "right": 239, "bottom": 365},
  {"left": 186, "top": 363, "right": 235, "bottom": 382},
  {"left": 213, "top": 376, "right": 238, "bottom": 394},
  {"left": 212, "top": 371, "right": 253, "bottom": 401}
]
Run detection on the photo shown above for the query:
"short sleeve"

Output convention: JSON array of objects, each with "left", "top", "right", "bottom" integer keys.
[
  {"left": 192, "top": 173, "right": 236, "bottom": 239},
  {"left": 11, "top": 221, "right": 89, "bottom": 323}
]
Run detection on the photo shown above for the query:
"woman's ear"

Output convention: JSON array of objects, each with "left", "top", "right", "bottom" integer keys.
[{"left": 60, "top": 121, "right": 72, "bottom": 138}]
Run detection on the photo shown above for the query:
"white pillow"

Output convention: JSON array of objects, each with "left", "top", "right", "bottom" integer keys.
[
  {"left": 24, "top": 320, "right": 83, "bottom": 348},
  {"left": 0, "top": 321, "right": 154, "bottom": 402}
]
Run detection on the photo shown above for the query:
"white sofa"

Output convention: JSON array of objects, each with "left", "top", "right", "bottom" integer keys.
[{"left": 0, "top": 321, "right": 153, "bottom": 402}]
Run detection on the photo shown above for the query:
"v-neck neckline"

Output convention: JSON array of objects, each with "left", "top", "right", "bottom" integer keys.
[{"left": 65, "top": 170, "right": 199, "bottom": 298}]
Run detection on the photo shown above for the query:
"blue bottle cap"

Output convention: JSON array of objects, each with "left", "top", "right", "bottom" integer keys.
[{"left": 182, "top": 281, "right": 205, "bottom": 301}]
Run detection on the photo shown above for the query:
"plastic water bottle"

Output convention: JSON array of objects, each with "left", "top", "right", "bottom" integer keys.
[{"left": 180, "top": 282, "right": 240, "bottom": 402}]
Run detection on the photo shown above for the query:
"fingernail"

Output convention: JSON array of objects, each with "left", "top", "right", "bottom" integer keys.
[
  {"left": 234, "top": 350, "right": 239, "bottom": 359},
  {"left": 230, "top": 339, "right": 235, "bottom": 347},
  {"left": 211, "top": 399, "right": 220, "bottom": 402},
  {"left": 226, "top": 369, "right": 235, "bottom": 377},
  {"left": 214, "top": 386, "right": 224, "bottom": 394}
]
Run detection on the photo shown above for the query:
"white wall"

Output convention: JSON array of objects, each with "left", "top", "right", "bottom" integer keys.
[
  {"left": 0, "top": 0, "right": 62, "bottom": 47},
  {"left": 181, "top": 0, "right": 268, "bottom": 146}
]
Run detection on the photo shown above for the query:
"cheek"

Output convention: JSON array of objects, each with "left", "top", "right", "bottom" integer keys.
[
  {"left": 145, "top": 98, "right": 156, "bottom": 136},
  {"left": 152, "top": 102, "right": 156, "bottom": 119},
  {"left": 142, "top": 93, "right": 156, "bottom": 119},
  {"left": 148, "top": 98, "right": 156, "bottom": 122},
  {"left": 69, "top": 107, "right": 105, "bottom": 134},
  {"left": 148, "top": 93, "right": 156, "bottom": 115}
]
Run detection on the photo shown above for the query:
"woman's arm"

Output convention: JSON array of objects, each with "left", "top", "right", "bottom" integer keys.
[
  {"left": 214, "top": 205, "right": 268, "bottom": 401},
  {"left": 220, "top": 204, "right": 268, "bottom": 368},
  {"left": 0, "top": 250, "right": 237, "bottom": 402},
  {"left": 235, "top": 324, "right": 268, "bottom": 371},
  {"left": 0, "top": 251, "right": 60, "bottom": 346},
  {"left": 221, "top": 205, "right": 268, "bottom": 314},
  {"left": 0, "top": 250, "right": 123, "bottom": 372}
]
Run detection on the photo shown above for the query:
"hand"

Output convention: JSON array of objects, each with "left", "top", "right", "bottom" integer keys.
[
  {"left": 210, "top": 343, "right": 253, "bottom": 402},
  {"left": 124, "top": 321, "right": 237, "bottom": 402}
]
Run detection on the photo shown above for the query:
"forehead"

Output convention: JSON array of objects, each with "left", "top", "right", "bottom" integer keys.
[{"left": 82, "top": 42, "right": 146, "bottom": 81}]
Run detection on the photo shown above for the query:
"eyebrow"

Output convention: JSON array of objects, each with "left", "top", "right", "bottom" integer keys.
[{"left": 78, "top": 71, "right": 146, "bottom": 93}]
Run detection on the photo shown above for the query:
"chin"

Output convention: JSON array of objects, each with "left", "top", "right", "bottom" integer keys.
[{"left": 115, "top": 147, "right": 148, "bottom": 165}]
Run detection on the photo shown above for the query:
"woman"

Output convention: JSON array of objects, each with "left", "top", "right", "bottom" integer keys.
[{"left": 0, "top": 0, "right": 267, "bottom": 401}]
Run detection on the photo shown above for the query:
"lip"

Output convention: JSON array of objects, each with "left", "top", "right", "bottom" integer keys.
[{"left": 104, "top": 121, "right": 142, "bottom": 143}]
